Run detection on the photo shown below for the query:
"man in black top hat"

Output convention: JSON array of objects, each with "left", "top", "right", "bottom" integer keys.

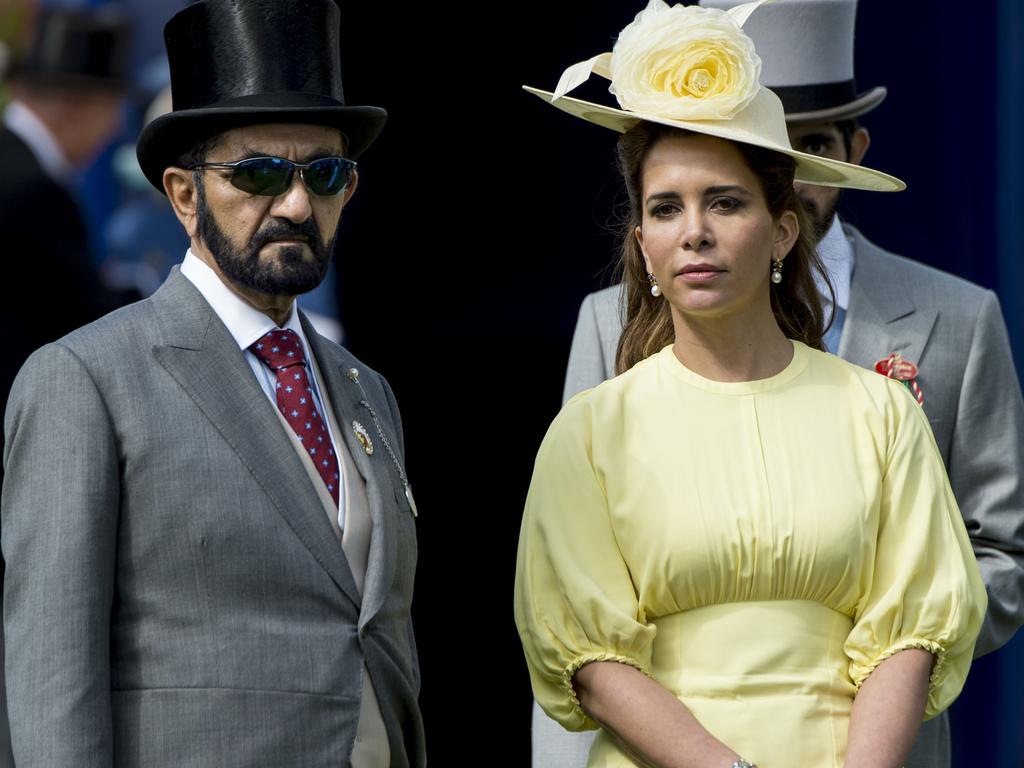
[{"left": 1, "top": 2, "right": 425, "bottom": 766}]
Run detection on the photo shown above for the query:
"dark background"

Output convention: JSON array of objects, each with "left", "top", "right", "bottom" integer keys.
[{"left": 330, "top": 1, "right": 1024, "bottom": 765}]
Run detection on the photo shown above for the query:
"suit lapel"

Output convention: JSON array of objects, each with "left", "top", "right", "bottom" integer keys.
[
  {"left": 150, "top": 270, "right": 362, "bottom": 608},
  {"left": 301, "top": 315, "right": 397, "bottom": 630},
  {"left": 838, "top": 227, "right": 938, "bottom": 372}
]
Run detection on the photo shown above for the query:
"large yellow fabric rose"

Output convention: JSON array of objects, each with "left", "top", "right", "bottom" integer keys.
[{"left": 609, "top": 0, "right": 762, "bottom": 121}]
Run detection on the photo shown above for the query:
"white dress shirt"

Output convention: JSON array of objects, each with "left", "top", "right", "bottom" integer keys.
[{"left": 179, "top": 249, "right": 346, "bottom": 528}]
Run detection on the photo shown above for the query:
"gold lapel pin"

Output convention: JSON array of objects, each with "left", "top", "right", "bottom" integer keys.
[{"left": 352, "top": 420, "right": 374, "bottom": 455}]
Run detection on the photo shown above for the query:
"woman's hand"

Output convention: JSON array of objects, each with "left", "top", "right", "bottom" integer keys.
[
  {"left": 574, "top": 660, "right": 744, "bottom": 768},
  {"left": 844, "top": 648, "right": 933, "bottom": 768}
]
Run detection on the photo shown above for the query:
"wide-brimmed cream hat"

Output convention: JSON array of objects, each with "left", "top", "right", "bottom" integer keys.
[{"left": 524, "top": 0, "right": 903, "bottom": 192}]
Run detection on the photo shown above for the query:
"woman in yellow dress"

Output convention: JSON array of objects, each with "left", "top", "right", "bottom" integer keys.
[{"left": 513, "top": 3, "right": 987, "bottom": 767}]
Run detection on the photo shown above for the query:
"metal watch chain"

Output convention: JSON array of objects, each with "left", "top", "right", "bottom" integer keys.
[{"left": 356, "top": 394, "right": 418, "bottom": 518}]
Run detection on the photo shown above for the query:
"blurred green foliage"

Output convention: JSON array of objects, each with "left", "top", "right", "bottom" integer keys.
[{"left": 0, "top": 0, "right": 34, "bottom": 108}]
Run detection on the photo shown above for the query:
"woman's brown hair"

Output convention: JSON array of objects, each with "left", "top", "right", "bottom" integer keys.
[{"left": 613, "top": 121, "right": 834, "bottom": 374}]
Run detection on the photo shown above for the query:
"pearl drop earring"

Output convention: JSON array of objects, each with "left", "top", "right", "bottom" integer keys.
[
  {"left": 647, "top": 272, "right": 662, "bottom": 297},
  {"left": 771, "top": 258, "right": 783, "bottom": 285}
]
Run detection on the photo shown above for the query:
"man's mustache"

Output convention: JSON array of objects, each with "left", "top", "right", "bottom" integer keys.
[{"left": 250, "top": 219, "right": 323, "bottom": 253}]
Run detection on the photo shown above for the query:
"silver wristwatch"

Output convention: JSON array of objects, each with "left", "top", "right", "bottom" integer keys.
[{"left": 731, "top": 760, "right": 757, "bottom": 768}]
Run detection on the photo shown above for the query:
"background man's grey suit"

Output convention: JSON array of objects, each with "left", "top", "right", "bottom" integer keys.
[
  {"left": 2, "top": 269, "right": 425, "bottom": 767},
  {"left": 539, "top": 224, "right": 1024, "bottom": 768}
]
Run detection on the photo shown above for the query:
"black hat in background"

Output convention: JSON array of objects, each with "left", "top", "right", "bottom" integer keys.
[
  {"left": 136, "top": 0, "right": 387, "bottom": 194},
  {"left": 7, "top": 6, "right": 133, "bottom": 93}
]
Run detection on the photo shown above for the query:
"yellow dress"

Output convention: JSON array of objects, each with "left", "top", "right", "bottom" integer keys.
[{"left": 514, "top": 341, "right": 986, "bottom": 768}]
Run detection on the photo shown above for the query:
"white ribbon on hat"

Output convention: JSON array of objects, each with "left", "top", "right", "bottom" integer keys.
[{"left": 725, "top": 0, "right": 776, "bottom": 27}]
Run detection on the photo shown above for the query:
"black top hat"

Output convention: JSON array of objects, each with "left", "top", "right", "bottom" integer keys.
[
  {"left": 135, "top": 0, "right": 387, "bottom": 194},
  {"left": 7, "top": 7, "right": 132, "bottom": 92}
]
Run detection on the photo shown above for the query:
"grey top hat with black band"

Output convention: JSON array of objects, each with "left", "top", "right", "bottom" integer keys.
[
  {"left": 135, "top": 0, "right": 386, "bottom": 195},
  {"left": 700, "top": 0, "right": 886, "bottom": 122},
  {"left": 7, "top": 7, "right": 133, "bottom": 93}
]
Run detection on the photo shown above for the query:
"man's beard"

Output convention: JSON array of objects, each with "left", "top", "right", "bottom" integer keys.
[
  {"left": 798, "top": 190, "right": 841, "bottom": 244},
  {"left": 195, "top": 181, "right": 337, "bottom": 297}
]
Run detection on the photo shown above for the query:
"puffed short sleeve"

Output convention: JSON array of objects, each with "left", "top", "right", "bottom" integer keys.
[
  {"left": 845, "top": 381, "right": 987, "bottom": 719},
  {"left": 514, "top": 394, "right": 656, "bottom": 731}
]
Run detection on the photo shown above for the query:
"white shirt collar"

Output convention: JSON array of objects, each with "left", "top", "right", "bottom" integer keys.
[
  {"left": 813, "top": 214, "right": 854, "bottom": 311},
  {"left": 179, "top": 249, "right": 311, "bottom": 352},
  {"left": 3, "top": 100, "right": 73, "bottom": 182}
]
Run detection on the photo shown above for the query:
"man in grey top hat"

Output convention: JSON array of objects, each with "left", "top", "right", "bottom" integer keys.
[
  {"left": 537, "top": 1, "right": 1024, "bottom": 767},
  {"left": 2, "top": 1, "right": 424, "bottom": 766}
]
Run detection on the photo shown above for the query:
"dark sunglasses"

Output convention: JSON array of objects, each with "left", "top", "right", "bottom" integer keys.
[{"left": 189, "top": 156, "right": 357, "bottom": 197}]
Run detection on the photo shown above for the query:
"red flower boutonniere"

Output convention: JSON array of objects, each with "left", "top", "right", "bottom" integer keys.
[{"left": 874, "top": 353, "right": 924, "bottom": 406}]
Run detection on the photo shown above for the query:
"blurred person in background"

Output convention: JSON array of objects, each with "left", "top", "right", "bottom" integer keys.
[
  {"left": 0, "top": 5, "right": 137, "bottom": 432},
  {"left": 0, "top": 7, "right": 136, "bottom": 767}
]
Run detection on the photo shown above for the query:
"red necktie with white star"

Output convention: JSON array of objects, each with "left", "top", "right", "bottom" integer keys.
[{"left": 249, "top": 329, "right": 340, "bottom": 506}]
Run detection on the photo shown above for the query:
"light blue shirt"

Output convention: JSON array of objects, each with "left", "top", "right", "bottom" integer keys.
[{"left": 814, "top": 216, "right": 855, "bottom": 355}]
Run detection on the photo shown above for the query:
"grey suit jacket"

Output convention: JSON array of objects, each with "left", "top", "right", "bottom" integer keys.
[
  {"left": 2, "top": 268, "right": 425, "bottom": 767},
  {"left": 538, "top": 224, "right": 1024, "bottom": 768}
]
